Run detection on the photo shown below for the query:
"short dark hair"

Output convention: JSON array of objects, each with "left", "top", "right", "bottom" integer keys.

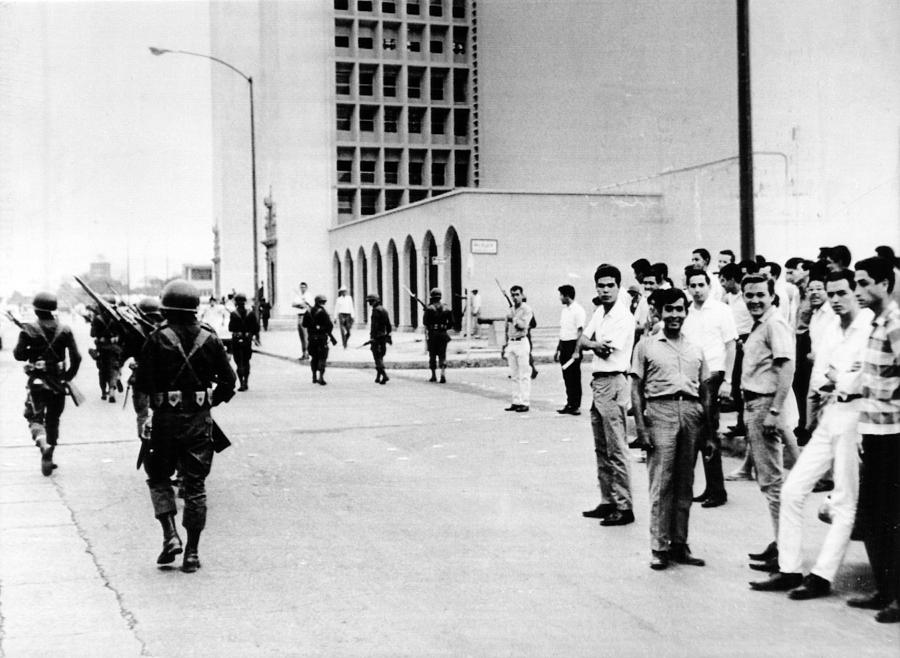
[
  {"left": 875, "top": 245, "right": 898, "bottom": 266},
  {"left": 300, "top": 281, "right": 308, "bottom": 286},
  {"left": 692, "top": 248, "right": 711, "bottom": 265},
  {"left": 594, "top": 263, "right": 622, "bottom": 286},
  {"left": 855, "top": 257, "right": 896, "bottom": 293},
  {"left": 642, "top": 271, "right": 662, "bottom": 284},
  {"left": 765, "top": 261, "right": 782, "bottom": 279},
  {"left": 755, "top": 254, "right": 767, "bottom": 266},
  {"left": 741, "top": 274, "right": 775, "bottom": 295},
  {"left": 719, "top": 263, "right": 741, "bottom": 281},
  {"left": 739, "top": 259, "right": 759, "bottom": 275},
  {"left": 630, "top": 258, "right": 651, "bottom": 276},
  {"left": 808, "top": 263, "right": 827, "bottom": 283},
  {"left": 825, "top": 269, "right": 856, "bottom": 291},
  {"left": 651, "top": 262, "right": 669, "bottom": 277},
  {"left": 510, "top": 285, "right": 524, "bottom": 294},
  {"left": 785, "top": 257, "right": 803, "bottom": 269},
  {"left": 829, "top": 245, "right": 852, "bottom": 267},
  {"left": 558, "top": 284, "right": 575, "bottom": 299},
  {"left": 684, "top": 266, "right": 710, "bottom": 285},
  {"left": 718, "top": 249, "right": 736, "bottom": 263},
  {"left": 652, "top": 287, "right": 688, "bottom": 312}
]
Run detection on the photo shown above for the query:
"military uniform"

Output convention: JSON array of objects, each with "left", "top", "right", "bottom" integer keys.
[
  {"left": 13, "top": 293, "right": 82, "bottom": 476},
  {"left": 228, "top": 296, "right": 260, "bottom": 391},
  {"left": 367, "top": 294, "right": 392, "bottom": 384},
  {"left": 423, "top": 289, "right": 453, "bottom": 383},
  {"left": 134, "top": 280, "right": 236, "bottom": 572},
  {"left": 304, "top": 295, "right": 337, "bottom": 384},
  {"left": 91, "top": 309, "right": 123, "bottom": 402}
]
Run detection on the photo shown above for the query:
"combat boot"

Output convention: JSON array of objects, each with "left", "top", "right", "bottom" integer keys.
[
  {"left": 318, "top": 372, "right": 327, "bottom": 386},
  {"left": 157, "top": 514, "right": 183, "bottom": 565},
  {"left": 40, "top": 445, "right": 54, "bottom": 476},
  {"left": 440, "top": 368, "right": 446, "bottom": 384},
  {"left": 181, "top": 529, "right": 202, "bottom": 573},
  {"left": 429, "top": 370, "right": 437, "bottom": 383}
]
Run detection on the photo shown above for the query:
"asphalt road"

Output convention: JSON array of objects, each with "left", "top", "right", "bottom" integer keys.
[{"left": 0, "top": 324, "right": 897, "bottom": 657}]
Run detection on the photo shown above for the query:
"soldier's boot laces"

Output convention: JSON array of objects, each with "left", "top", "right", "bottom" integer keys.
[
  {"left": 181, "top": 530, "right": 202, "bottom": 573},
  {"left": 157, "top": 514, "right": 183, "bottom": 565}
]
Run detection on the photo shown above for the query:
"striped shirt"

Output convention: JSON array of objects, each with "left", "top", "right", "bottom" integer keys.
[{"left": 859, "top": 300, "right": 900, "bottom": 435}]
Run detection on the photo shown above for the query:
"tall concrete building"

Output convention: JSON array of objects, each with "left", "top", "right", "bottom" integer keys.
[{"left": 211, "top": 0, "right": 900, "bottom": 327}]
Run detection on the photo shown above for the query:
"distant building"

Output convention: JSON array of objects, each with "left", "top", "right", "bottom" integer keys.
[
  {"left": 182, "top": 263, "right": 214, "bottom": 299},
  {"left": 89, "top": 261, "right": 111, "bottom": 281}
]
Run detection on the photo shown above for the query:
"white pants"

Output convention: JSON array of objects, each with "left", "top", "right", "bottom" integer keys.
[
  {"left": 506, "top": 339, "right": 531, "bottom": 406},
  {"left": 778, "top": 402, "right": 861, "bottom": 582}
]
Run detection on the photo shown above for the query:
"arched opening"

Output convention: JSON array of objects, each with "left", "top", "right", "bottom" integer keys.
[
  {"left": 444, "top": 226, "right": 463, "bottom": 330},
  {"left": 332, "top": 252, "right": 342, "bottom": 301},
  {"left": 357, "top": 246, "right": 369, "bottom": 323},
  {"left": 386, "top": 239, "right": 400, "bottom": 327},
  {"left": 402, "top": 235, "right": 418, "bottom": 329},
  {"left": 343, "top": 249, "right": 354, "bottom": 298},
  {"left": 371, "top": 243, "right": 384, "bottom": 303},
  {"left": 422, "top": 230, "right": 438, "bottom": 294}
]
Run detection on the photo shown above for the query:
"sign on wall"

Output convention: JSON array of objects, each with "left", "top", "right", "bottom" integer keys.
[{"left": 470, "top": 239, "right": 498, "bottom": 255}]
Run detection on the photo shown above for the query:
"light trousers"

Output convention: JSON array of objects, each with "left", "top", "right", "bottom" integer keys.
[{"left": 506, "top": 339, "right": 531, "bottom": 405}]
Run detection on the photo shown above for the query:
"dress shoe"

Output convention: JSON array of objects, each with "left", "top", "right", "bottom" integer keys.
[
  {"left": 318, "top": 378, "right": 327, "bottom": 385},
  {"left": 515, "top": 406, "right": 530, "bottom": 412},
  {"left": 531, "top": 368, "right": 539, "bottom": 379},
  {"left": 379, "top": 375, "right": 389, "bottom": 385},
  {"left": 701, "top": 496, "right": 727, "bottom": 508},
  {"left": 812, "top": 479, "right": 834, "bottom": 493},
  {"left": 788, "top": 573, "right": 831, "bottom": 600},
  {"left": 505, "top": 405, "right": 522, "bottom": 412},
  {"left": 875, "top": 601, "right": 900, "bottom": 623},
  {"left": 557, "top": 406, "right": 573, "bottom": 414},
  {"left": 650, "top": 552, "right": 670, "bottom": 571},
  {"left": 181, "top": 552, "right": 202, "bottom": 573},
  {"left": 748, "top": 541, "right": 778, "bottom": 562},
  {"left": 600, "top": 509, "right": 635, "bottom": 526},
  {"left": 847, "top": 592, "right": 890, "bottom": 610},
  {"left": 692, "top": 492, "right": 708, "bottom": 503},
  {"left": 582, "top": 503, "right": 615, "bottom": 519},
  {"left": 725, "top": 468, "right": 754, "bottom": 481},
  {"left": 439, "top": 375, "right": 446, "bottom": 384},
  {"left": 108, "top": 395, "right": 116, "bottom": 403},
  {"left": 749, "top": 571, "right": 802, "bottom": 591},
  {"left": 670, "top": 544, "right": 705, "bottom": 567},
  {"left": 429, "top": 374, "right": 437, "bottom": 382},
  {"left": 749, "top": 557, "right": 780, "bottom": 573}
]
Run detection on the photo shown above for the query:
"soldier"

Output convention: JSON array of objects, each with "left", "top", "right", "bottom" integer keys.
[
  {"left": 304, "top": 294, "right": 338, "bottom": 385},
  {"left": 366, "top": 293, "right": 392, "bottom": 384},
  {"left": 228, "top": 292, "right": 260, "bottom": 391},
  {"left": 130, "top": 297, "right": 164, "bottom": 441},
  {"left": 134, "top": 280, "right": 236, "bottom": 573},
  {"left": 91, "top": 293, "right": 123, "bottom": 402},
  {"left": 13, "top": 292, "right": 82, "bottom": 476},
  {"left": 423, "top": 287, "right": 453, "bottom": 383}
]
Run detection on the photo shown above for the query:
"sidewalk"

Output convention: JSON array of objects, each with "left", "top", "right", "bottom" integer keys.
[{"left": 253, "top": 321, "right": 560, "bottom": 369}]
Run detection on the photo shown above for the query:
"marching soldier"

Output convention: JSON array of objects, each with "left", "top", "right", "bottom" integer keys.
[
  {"left": 304, "top": 294, "right": 338, "bottom": 385},
  {"left": 423, "top": 287, "right": 453, "bottom": 383},
  {"left": 366, "top": 293, "right": 392, "bottom": 384},
  {"left": 130, "top": 297, "right": 164, "bottom": 441},
  {"left": 134, "top": 280, "right": 236, "bottom": 573},
  {"left": 228, "top": 292, "right": 260, "bottom": 391},
  {"left": 13, "top": 292, "right": 82, "bottom": 476},
  {"left": 91, "top": 294, "right": 124, "bottom": 402}
]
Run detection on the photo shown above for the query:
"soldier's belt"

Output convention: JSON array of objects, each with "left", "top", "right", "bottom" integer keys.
[{"left": 151, "top": 389, "right": 214, "bottom": 411}]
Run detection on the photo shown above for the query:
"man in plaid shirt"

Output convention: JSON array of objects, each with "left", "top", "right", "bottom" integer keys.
[{"left": 852, "top": 256, "right": 900, "bottom": 624}]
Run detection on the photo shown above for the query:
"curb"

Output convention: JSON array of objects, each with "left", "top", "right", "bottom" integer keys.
[{"left": 254, "top": 348, "right": 557, "bottom": 370}]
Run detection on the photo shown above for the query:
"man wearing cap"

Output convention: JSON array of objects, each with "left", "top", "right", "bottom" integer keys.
[
  {"left": 14, "top": 292, "right": 82, "bottom": 476},
  {"left": 292, "top": 281, "right": 313, "bottom": 360},
  {"left": 228, "top": 293, "right": 260, "bottom": 391},
  {"left": 333, "top": 286, "right": 356, "bottom": 348},
  {"left": 304, "top": 294, "right": 338, "bottom": 384},
  {"left": 366, "top": 294, "right": 392, "bottom": 384},
  {"left": 423, "top": 288, "right": 454, "bottom": 383},
  {"left": 135, "top": 279, "right": 236, "bottom": 573},
  {"left": 91, "top": 294, "right": 124, "bottom": 402}
]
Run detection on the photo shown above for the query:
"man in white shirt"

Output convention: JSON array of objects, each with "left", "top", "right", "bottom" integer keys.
[
  {"left": 683, "top": 268, "right": 738, "bottom": 508},
  {"left": 333, "top": 286, "right": 355, "bottom": 348},
  {"left": 555, "top": 284, "right": 586, "bottom": 415},
  {"left": 761, "top": 262, "right": 800, "bottom": 329},
  {"left": 807, "top": 276, "right": 836, "bottom": 358},
  {"left": 720, "top": 264, "right": 753, "bottom": 453},
  {"left": 579, "top": 264, "right": 637, "bottom": 526},
  {"left": 502, "top": 285, "right": 533, "bottom": 412},
  {"left": 292, "top": 282, "right": 313, "bottom": 360},
  {"left": 751, "top": 270, "right": 871, "bottom": 598},
  {"left": 200, "top": 297, "right": 231, "bottom": 349},
  {"left": 691, "top": 248, "right": 725, "bottom": 302},
  {"left": 470, "top": 289, "right": 482, "bottom": 337}
]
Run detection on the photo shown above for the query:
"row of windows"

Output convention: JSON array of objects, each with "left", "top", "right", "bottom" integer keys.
[
  {"left": 335, "top": 22, "right": 468, "bottom": 59},
  {"left": 336, "top": 148, "right": 470, "bottom": 187},
  {"left": 335, "top": 64, "right": 468, "bottom": 103},
  {"left": 336, "top": 105, "right": 470, "bottom": 139},
  {"left": 335, "top": 0, "right": 466, "bottom": 20},
  {"left": 337, "top": 187, "right": 458, "bottom": 217}
]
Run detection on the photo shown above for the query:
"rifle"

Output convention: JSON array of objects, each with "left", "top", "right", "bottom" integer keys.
[
  {"left": 74, "top": 275, "right": 148, "bottom": 358},
  {"left": 402, "top": 285, "right": 427, "bottom": 309},
  {"left": 5, "top": 310, "right": 86, "bottom": 406},
  {"left": 494, "top": 278, "right": 512, "bottom": 307}
]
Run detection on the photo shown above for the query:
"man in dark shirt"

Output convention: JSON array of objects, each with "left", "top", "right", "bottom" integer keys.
[
  {"left": 367, "top": 293, "right": 392, "bottom": 384},
  {"left": 423, "top": 288, "right": 453, "bottom": 383},
  {"left": 13, "top": 292, "right": 82, "bottom": 476},
  {"left": 304, "top": 294, "right": 338, "bottom": 385},
  {"left": 228, "top": 292, "right": 260, "bottom": 392},
  {"left": 134, "top": 279, "right": 236, "bottom": 573},
  {"left": 91, "top": 295, "right": 124, "bottom": 402}
]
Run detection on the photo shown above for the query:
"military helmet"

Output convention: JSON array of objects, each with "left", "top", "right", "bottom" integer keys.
[
  {"left": 32, "top": 291, "right": 58, "bottom": 312},
  {"left": 429, "top": 287, "right": 442, "bottom": 299},
  {"left": 234, "top": 292, "right": 247, "bottom": 303},
  {"left": 314, "top": 294, "right": 327, "bottom": 304},
  {"left": 160, "top": 279, "right": 200, "bottom": 312},
  {"left": 137, "top": 296, "right": 162, "bottom": 317}
]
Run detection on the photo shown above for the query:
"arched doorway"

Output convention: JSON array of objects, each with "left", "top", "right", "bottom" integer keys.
[
  {"left": 444, "top": 226, "right": 462, "bottom": 330},
  {"left": 332, "top": 252, "right": 342, "bottom": 300},
  {"left": 371, "top": 243, "right": 383, "bottom": 303},
  {"left": 343, "top": 249, "right": 354, "bottom": 298},
  {"left": 357, "top": 246, "right": 369, "bottom": 323},
  {"left": 403, "top": 235, "right": 418, "bottom": 329},
  {"left": 422, "top": 231, "right": 438, "bottom": 294},
  {"left": 386, "top": 239, "right": 400, "bottom": 327}
]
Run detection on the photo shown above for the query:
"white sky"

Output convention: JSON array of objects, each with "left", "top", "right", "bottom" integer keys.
[{"left": 1, "top": 0, "right": 216, "bottom": 296}]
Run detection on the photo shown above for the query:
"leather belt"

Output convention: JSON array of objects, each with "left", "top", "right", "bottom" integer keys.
[
  {"left": 743, "top": 390, "right": 774, "bottom": 401},
  {"left": 647, "top": 393, "right": 699, "bottom": 402},
  {"left": 509, "top": 336, "right": 526, "bottom": 341},
  {"left": 593, "top": 371, "right": 625, "bottom": 378},
  {"left": 151, "top": 389, "right": 214, "bottom": 411},
  {"left": 836, "top": 394, "right": 862, "bottom": 403}
]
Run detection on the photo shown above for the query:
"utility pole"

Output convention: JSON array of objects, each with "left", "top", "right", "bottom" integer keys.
[{"left": 737, "top": 0, "right": 755, "bottom": 259}]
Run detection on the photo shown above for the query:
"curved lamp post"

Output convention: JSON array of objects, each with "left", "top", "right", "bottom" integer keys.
[{"left": 149, "top": 46, "right": 259, "bottom": 301}]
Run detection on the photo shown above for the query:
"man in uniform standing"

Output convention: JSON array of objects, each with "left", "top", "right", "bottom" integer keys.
[
  {"left": 333, "top": 286, "right": 355, "bottom": 348},
  {"left": 366, "top": 293, "right": 392, "bottom": 384},
  {"left": 292, "top": 282, "right": 313, "bottom": 360},
  {"left": 135, "top": 280, "right": 236, "bottom": 573},
  {"left": 91, "top": 294, "right": 123, "bottom": 402},
  {"left": 423, "top": 288, "right": 453, "bottom": 383},
  {"left": 228, "top": 292, "right": 260, "bottom": 391},
  {"left": 304, "top": 294, "right": 337, "bottom": 385},
  {"left": 555, "top": 284, "right": 585, "bottom": 415},
  {"left": 13, "top": 292, "right": 82, "bottom": 476},
  {"left": 502, "top": 285, "right": 533, "bottom": 412}
]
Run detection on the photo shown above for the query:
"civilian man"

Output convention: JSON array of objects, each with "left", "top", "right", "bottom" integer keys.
[
  {"left": 502, "top": 285, "right": 533, "bottom": 412},
  {"left": 333, "top": 286, "right": 355, "bottom": 349},
  {"left": 292, "top": 281, "right": 313, "bottom": 360},
  {"left": 555, "top": 284, "right": 586, "bottom": 415}
]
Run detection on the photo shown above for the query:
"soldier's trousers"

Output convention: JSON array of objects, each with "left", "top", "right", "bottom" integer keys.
[
  {"left": 427, "top": 332, "right": 450, "bottom": 369},
  {"left": 145, "top": 409, "right": 214, "bottom": 531},
  {"left": 24, "top": 389, "right": 66, "bottom": 446},
  {"left": 97, "top": 347, "right": 122, "bottom": 393},
  {"left": 132, "top": 391, "right": 151, "bottom": 439},
  {"left": 232, "top": 339, "right": 253, "bottom": 381},
  {"left": 309, "top": 338, "right": 329, "bottom": 374}
]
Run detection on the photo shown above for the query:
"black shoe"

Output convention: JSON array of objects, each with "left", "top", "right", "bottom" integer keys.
[
  {"left": 505, "top": 405, "right": 522, "bottom": 412},
  {"left": 749, "top": 557, "right": 780, "bottom": 573},
  {"left": 157, "top": 535, "right": 184, "bottom": 565},
  {"left": 875, "top": 602, "right": 900, "bottom": 623},
  {"left": 582, "top": 503, "right": 615, "bottom": 519},
  {"left": 749, "top": 571, "right": 802, "bottom": 591},
  {"left": 319, "top": 378, "right": 327, "bottom": 386},
  {"left": 312, "top": 376, "right": 318, "bottom": 384},
  {"left": 600, "top": 509, "right": 635, "bottom": 526},
  {"left": 181, "top": 552, "right": 201, "bottom": 573},
  {"left": 650, "top": 552, "right": 670, "bottom": 571},
  {"left": 812, "top": 479, "right": 834, "bottom": 493},
  {"left": 701, "top": 496, "right": 727, "bottom": 508},
  {"left": 429, "top": 374, "right": 437, "bottom": 382},
  {"left": 108, "top": 395, "right": 116, "bottom": 403},
  {"left": 692, "top": 492, "right": 708, "bottom": 503},
  {"left": 788, "top": 573, "right": 831, "bottom": 600},
  {"left": 670, "top": 544, "right": 705, "bottom": 567},
  {"left": 515, "top": 406, "right": 529, "bottom": 412},
  {"left": 748, "top": 541, "right": 778, "bottom": 562},
  {"left": 439, "top": 375, "right": 446, "bottom": 384},
  {"left": 531, "top": 368, "right": 539, "bottom": 379},
  {"left": 847, "top": 592, "right": 890, "bottom": 609},
  {"left": 380, "top": 375, "right": 389, "bottom": 385},
  {"left": 40, "top": 446, "right": 54, "bottom": 477},
  {"left": 101, "top": 391, "right": 107, "bottom": 400}
]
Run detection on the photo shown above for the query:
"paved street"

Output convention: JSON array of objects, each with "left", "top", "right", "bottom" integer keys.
[{"left": 0, "top": 323, "right": 897, "bottom": 657}]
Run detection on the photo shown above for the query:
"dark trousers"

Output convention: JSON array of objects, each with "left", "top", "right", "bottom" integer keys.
[
  {"left": 792, "top": 332, "right": 812, "bottom": 429},
  {"left": 232, "top": 338, "right": 253, "bottom": 381},
  {"left": 858, "top": 435, "right": 900, "bottom": 603},
  {"left": 145, "top": 409, "right": 214, "bottom": 531},
  {"left": 24, "top": 389, "right": 66, "bottom": 445},
  {"left": 427, "top": 332, "right": 450, "bottom": 369},
  {"left": 97, "top": 345, "right": 122, "bottom": 394},
  {"left": 731, "top": 336, "right": 748, "bottom": 428},
  {"left": 558, "top": 339, "right": 582, "bottom": 409},
  {"left": 309, "top": 338, "right": 329, "bottom": 374},
  {"left": 297, "top": 320, "right": 308, "bottom": 356},
  {"left": 371, "top": 340, "right": 387, "bottom": 373},
  {"left": 696, "top": 371, "right": 726, "bottom": 499}
]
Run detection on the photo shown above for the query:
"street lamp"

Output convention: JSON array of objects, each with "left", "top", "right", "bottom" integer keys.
[{"left": 149, "top": 46, "right": 259, "bottom": 302}]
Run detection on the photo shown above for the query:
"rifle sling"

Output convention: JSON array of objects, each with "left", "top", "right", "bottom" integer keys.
[{"left": 161, "top": 327, "right": 210, "bottom": 390}]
